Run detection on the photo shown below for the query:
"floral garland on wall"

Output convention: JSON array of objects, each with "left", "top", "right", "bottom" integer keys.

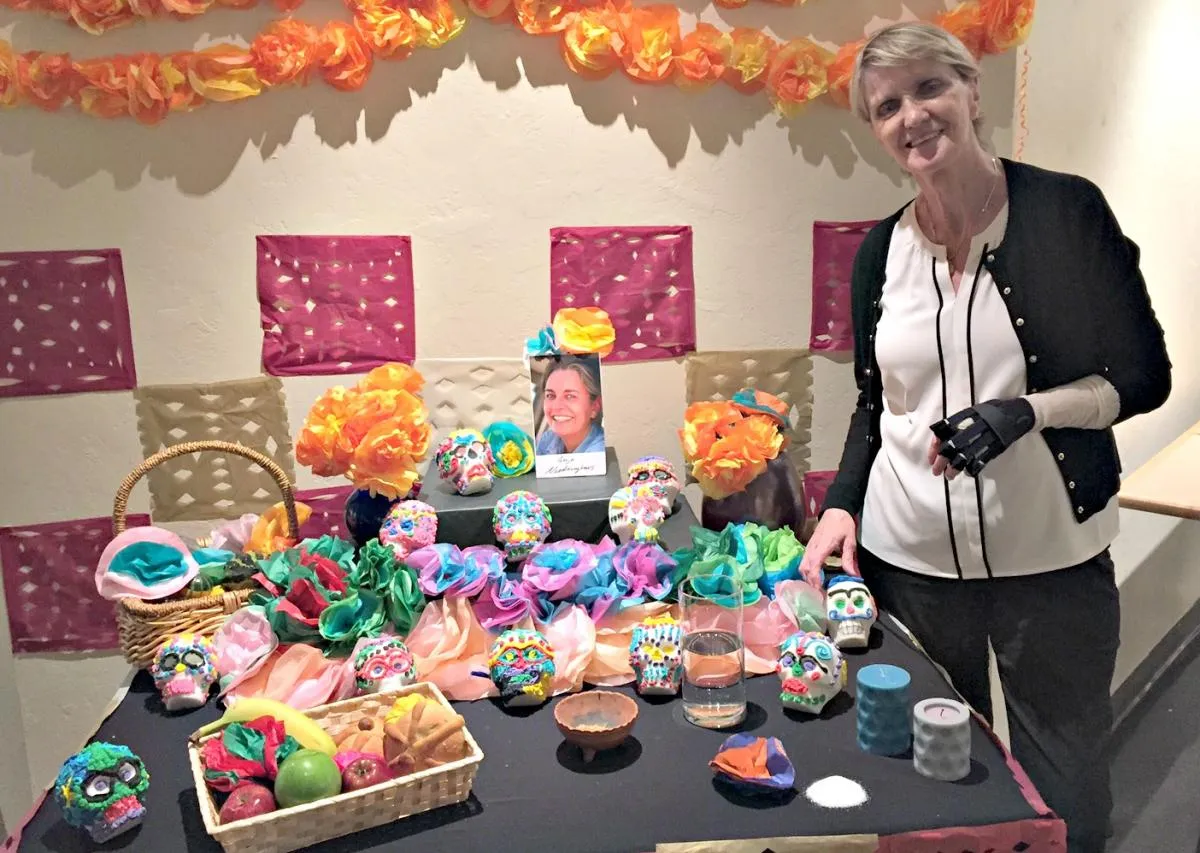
[{"left": 0, "top": 0, "right": 1033, "bottom": 123}]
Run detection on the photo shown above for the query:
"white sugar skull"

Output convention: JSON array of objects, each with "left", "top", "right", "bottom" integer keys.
[
  {"left": 435, "top": 429, "right": 495, "bottom": 496},
  {"left": 628, "top": 614, "right": 683, "bottom": 695},
  {"left": 627, "top": 455, "right": 680, "bottom": 515},
  {"left": 493, "top": 490, "right": 552, "bottom": 562},
  {"left": 777, "top": 631, "right": 846, "bottom": 714},
  {"left": 379, "top": 500, "right": 438, "bottom": 560},
  {"left": 825, "top": 575, "right": 877, "bottom": 650},
  {"left": 608, "top": 485, "right": 665, "bottom": 545},
  {"left": 150, "top": 634, "right": 218, "bottom": 712},
  {"left": 353, "top": 637, "right": 417, "bottom": 694}
]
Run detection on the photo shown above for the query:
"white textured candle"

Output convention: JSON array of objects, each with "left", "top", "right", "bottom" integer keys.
[{"left": 912, "top": 698, "right": 971, "bottom": 781}]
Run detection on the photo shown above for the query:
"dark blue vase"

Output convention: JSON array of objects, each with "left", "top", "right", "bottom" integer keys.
[{"left": 343, "top": 489, "right": 399, "bottom": 547}]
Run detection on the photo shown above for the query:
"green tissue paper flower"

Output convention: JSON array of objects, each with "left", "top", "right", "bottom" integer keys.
[
  {"left": 319, "top": 589, "right": 386, "bottom": 658},
  {"left": 300, "top": 535, "right": 357, "bottom": 572},
  {"left": 351, "top": 539, "right": 398, "bottom": 593},
  {"left": 385, "top": 564, "right": 426, "bottom": 634}
]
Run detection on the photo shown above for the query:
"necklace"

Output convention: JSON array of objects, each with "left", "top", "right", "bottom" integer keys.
[
  {"left": 978, "top": 156, "right": 1001, "bottom": 215},
  {"left": 919, "top": 156, "right": 1002, "bottom": 256}
]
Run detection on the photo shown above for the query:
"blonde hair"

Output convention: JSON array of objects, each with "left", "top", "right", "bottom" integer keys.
[{"left": 850, "top": 22, "right": 984, "bottom": 136}]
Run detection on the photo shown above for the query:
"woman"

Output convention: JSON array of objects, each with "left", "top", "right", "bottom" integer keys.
[
  {"left": 535, "top": 357, "right": 605, "bottom": 454},
  {"left": 798, "top": 22, "right": 1170, "bottom": 852}
]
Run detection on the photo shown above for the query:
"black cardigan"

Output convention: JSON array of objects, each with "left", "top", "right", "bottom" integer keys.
[{"left": 822, "top": 159, "right": 1171, "bottom": 525}]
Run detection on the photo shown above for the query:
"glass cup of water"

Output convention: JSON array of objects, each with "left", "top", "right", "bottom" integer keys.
[{"left": 680, "top": 572, "right": 746, "bottom": 729}]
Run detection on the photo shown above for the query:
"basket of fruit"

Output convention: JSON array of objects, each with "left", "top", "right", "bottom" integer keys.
[{"left": 186, "top": 682, "right": 483, "bottom": 853}]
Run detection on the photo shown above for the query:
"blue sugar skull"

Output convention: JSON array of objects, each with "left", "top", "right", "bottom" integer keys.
[{"left": 54, "top": 742, "right": 149, "bottom": 843}]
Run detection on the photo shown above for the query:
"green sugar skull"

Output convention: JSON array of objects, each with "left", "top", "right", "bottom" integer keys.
[{"left": 54, "top": 742, "right": 149, "bottom": 843}]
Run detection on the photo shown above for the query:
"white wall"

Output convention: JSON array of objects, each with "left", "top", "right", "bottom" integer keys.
[
  {"left": 0, "top": 1, "right": 1016, "bottom": 829},
  {"left": 1018, "top": 0, "right": 1200, "bottom": 689}
]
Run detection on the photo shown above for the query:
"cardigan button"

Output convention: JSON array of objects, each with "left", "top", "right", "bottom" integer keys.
[
  {"left": 1003, "top": 287, "right": 1012, "bottom": 296},
  {"left": 1076, "top": 506, "right": 1085, "bottom": 514},
  {"left": 1028, "top": 355, "right": 1038, "bottom": 364},
  {"left": 987, "top": 253, "right": 996, "bottom": 263},
  {"left": 1068, "top": 481, "right": 1076, "bottom": 489},
  {"left": 1057, "top": 452, "right": 1065, "bottom": 461},
  {"left": 1015, "top": 318, "right": 1025, "bottom": 327}
]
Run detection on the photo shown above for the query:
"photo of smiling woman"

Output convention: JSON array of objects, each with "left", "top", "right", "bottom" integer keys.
[{"left": 531, "top": 355, "right": 605, "bottom": 456}]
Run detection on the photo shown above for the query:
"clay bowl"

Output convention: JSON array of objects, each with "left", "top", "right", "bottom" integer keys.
[{"left": 554, "top": 691, "right": 639, "bottom": 763}]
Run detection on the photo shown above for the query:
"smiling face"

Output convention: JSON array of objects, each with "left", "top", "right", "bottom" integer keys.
[
  {"left": 543, "top": 367, "right": 600, "bottom": 451},
  {"left": 862, "top": 59, "right": 980, "bottom": 178}
]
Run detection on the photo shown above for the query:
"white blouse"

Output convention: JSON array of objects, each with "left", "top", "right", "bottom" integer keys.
[{"left": 859, "top": 202, "right": 1119, "bottom": 579}]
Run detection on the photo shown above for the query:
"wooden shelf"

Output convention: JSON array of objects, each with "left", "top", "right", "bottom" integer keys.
[{"left": 1118, "top": 418, "right": 1200, "bottom": 520}]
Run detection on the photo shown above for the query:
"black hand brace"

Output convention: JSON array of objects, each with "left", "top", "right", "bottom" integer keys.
[{"left": 929, "top": 398, "right": 1036, "bottom": 477}]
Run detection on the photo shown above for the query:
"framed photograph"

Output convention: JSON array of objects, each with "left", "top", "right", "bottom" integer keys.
[{"left": 528, "top": 353, "right": 607, "bottom": 478}]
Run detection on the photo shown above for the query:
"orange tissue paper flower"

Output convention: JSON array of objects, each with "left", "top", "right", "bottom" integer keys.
[
  {"left": 124, "top": 53, "right": 188, "bottom": 124},
  {"left": 350, "top": 418, "right": 434, "bottom": 500},
  {"left": 679, "top": 400, "right": 740, "bottom": 463},
  {"left": 680, "top": 402, "right": 784, "bottom": 500},
  {"left": 354, "top": 0, "right": 418, "bottom": 58},
  {"left": 723, "top": 27, "right": 777, "bottom": 93},
  {"left": 18, "top": 52, "right": 82, "bottom": 111},
  {"left": 616, "top": 4, "right": 680, "bottom": 83},
  {"left": 186, "top": 46, "right": 263, "bottom": 103},
  {"left": 513, "top": 0, "right": 574, "bottom": 35},
  {"left": 159, "top": 0, "right": 214, "bottom": 17},
  {"left": 980, "top": 0, "right": 1035, "bottom": 52},
  {"left": 252, "top": 19, "right": 320, "bottom": 87},
  {"left": 561, "top": 6, "right": 619, "bottom": 79},
  {"left": 405, "top": 0, "right": 467, "bottom": 49},
  {"left": 318, "top": 20, "right": 375, "bottom": 91},
  {"left": 712, "top": 0, "right": 747, "bottom": 9},
  {"left": 68, "top": 0, "right": 136, "bottom": 34},
  {"left": 0, "top": 43, "right": 20, "bottom": 108},
  {"left": 296, "top": 385, "right": 355, "bottom": 476},
  {"left": 674, "top": 23, "right": 730, "bottom": 91},
  {"left": 935, "top": 3, "right": 988, "bottom": 58},
  {"left": 552, "top": 307, "right": 617, "bottom": 357},
  {"left": 825, "top": 38, "right": 861, "bottom": 109},
  {"left": 75, "top": 57, "right": 132, "bottom": 118},
  {"left": 765, "top": 38, "right": 831, "bottom": 118},
  {"left": 358, "top": 362, "right": 425, "bottom": 396}
]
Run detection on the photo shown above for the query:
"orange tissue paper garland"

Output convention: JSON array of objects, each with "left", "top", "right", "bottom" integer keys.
[{"left": 0, "top": 0, "right": 1035, "bottom": 122}]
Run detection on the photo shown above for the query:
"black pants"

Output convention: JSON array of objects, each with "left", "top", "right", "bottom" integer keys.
[{"left": 859, "top": 547, "right": 1120, "bottom": 853}]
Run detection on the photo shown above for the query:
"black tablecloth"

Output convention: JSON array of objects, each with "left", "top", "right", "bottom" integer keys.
[{"left": 15, "top": 612, "right": 1038, "bottom": 853}]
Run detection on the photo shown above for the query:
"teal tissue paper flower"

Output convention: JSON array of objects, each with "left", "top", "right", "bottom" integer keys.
[{"left": 483, "top": 421, "right": 535, "bottom": 477}]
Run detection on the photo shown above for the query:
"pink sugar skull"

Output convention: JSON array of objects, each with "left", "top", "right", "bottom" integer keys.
[
  {"left": 379, "top": 500, "right": 438, "bottom": 559},
  {"left": 608, "top": 485, "right": 665, "bottom": 545},
  {"left": 435, "top": 429, "right": 495, "bottom": 496},
  {"left": 627, "top": 455, "right": 681, "bottom": 515},
  {"left": 354, "top": 637, "right": 417, "bottom": 694},
  {"left": 150, "top": 633, "right": 217, "bottom": 712},
  {"left": 493, "top": 491, "right": 552, "bottom": 562}
]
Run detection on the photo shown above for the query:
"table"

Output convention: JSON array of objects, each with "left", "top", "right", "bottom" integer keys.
[
  {"left": 10, "top": 613, "right": 1064, "bottom": 853},
  {"left": 1118, "top": 417, "right": 1200, "bottom": 519}
]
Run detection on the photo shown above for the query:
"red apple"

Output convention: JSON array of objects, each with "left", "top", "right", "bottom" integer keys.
[
  {"left": 219, "top": 782, "right": 276, "bottom": 824},
  {"left": 341, "top": 756, "right": 393, "bottom": 792}
]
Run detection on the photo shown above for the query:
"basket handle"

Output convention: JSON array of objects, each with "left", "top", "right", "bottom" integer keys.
[{"left": 112, "top": 440, "right": 300, "bottom": 538}]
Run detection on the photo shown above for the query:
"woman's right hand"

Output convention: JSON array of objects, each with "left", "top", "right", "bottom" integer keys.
[{"left": 798, "top": 509, "right": 859, "bottom": 587}]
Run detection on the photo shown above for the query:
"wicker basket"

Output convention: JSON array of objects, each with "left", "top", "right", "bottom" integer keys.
[
  {"left": 187, "top": 682, "right": 484, "bottom": 853},
  {"left": 111, "top": 440, "right": 301, "bottom": 669}
]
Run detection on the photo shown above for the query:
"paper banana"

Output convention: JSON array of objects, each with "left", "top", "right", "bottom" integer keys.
[{"left": 190, "top": 697, "right": 337, "bottom": 756}]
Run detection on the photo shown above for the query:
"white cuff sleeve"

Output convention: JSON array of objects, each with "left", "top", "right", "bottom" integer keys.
[{"left": 1024, "top": 375, "right": 1121, "bottom": 431}]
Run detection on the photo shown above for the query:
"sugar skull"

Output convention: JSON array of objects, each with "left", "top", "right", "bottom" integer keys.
[
  {"left": 826, "top": 575, "right": 877, "bottom": 650},
  {"left": 487, "top": 628, "right": 556, "bottom": 706},
  {"left": 150, "top": 633, "right": 217, "bottom": 712},
  {"left": 379, "top": 500, "right": 438, "bottom": 560},
  {"left": 354, "top": 637, "right": 417, "bottom": 694},
  {"left": 53, "top": 742, "right": 149, "bottom": 843},
  {"left": 435, "top": 429, "right": 495, "bottom": 496},
  {"left": 493, "top": 490, "right": 552, "bottom": 562},
  {"left": 627, "top": 455, "right": 681, "bottom": 514},
  {"left": 628, "top": 614, "right": 684, "bottom": 695},
  {"left": 608, "top": 485, "right": 665, "bottom": 545},
  {"left": 777, "top": 631, "right": 847, "bottom": 714}
]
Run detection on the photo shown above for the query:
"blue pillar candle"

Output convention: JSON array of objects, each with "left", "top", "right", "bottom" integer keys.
[
  {"left": 856, "top": 664, "right": 912, "bottom": 756},
  {"left": 912, "top": 698, "right": 972, "bottom": 781}
]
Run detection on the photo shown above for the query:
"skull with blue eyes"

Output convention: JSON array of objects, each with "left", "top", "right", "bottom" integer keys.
[
  {"left": 54, "top": 742, "right": 149, "bottom": 843},
  {"left": 777, "top": 631, "right": 846, "bottom": 714},
  {"left": 379, "top": 500, "right": 438, "bottom": 560},
  {"left": 487, "top": 628, "right": 556, "bottom": 706},
  {"left": 825, "top": 575, "right": 877, "bottom": 650},
  {"left": 492, "top": 490, "right": 552, "bottom": 563}
]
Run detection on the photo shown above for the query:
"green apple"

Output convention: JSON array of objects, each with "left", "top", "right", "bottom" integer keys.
[{"left": 274, "top": 749, "right": 342, "bottom": 809}]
